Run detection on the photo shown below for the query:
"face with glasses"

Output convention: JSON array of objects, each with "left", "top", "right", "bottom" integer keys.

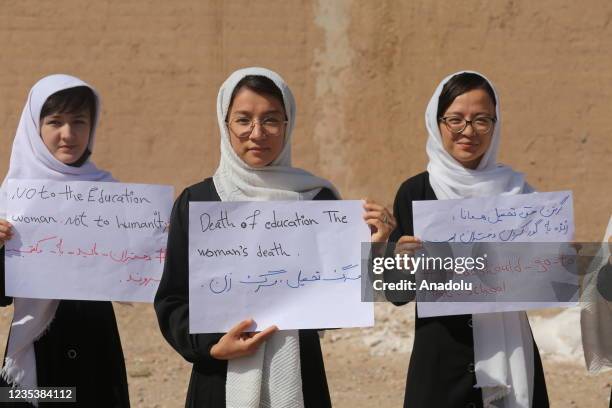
[
  {"left": 438, "top": 88, "right": 496, "bottom": 169},
  {"left": 226, "top": 87, "right": 287, "bottom": 168}
]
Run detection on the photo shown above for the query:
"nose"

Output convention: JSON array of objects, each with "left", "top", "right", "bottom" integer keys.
[
  {"left": 60, "top": 123, "right": 76, "bottom": 141},
  {"left": 460, "top": 121, "right": 476, "bottom": 137},
  {"left": 249, "top": 121, "right": 266, "bottom": 141}
]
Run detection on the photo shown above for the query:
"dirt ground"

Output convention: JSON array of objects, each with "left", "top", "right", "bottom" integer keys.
[
  {"left": 111, "top": 304, "right": 612, "bottom": 407},
  {"left": 3, "top": 303, "right": 609, "bottom": 407},
  {"left": 0, "top": 1, "right": 611, "bottom": 407}
]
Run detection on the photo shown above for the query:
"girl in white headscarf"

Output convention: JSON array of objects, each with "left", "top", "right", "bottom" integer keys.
[
  {"left": 154, "top": 67, "right": 395, "bottom": 408},
  {"left": 387, "top": 71, "right": 549, "bottom": 408},
  {"left": 0, "top": 74, "right": 130, "bottom": 407}
]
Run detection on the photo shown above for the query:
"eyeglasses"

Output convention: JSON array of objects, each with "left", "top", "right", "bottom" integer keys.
[
  {"left": 439, "top": 116, "right": 496, "bottom": 134},
  {"left": 227, "top": 117, "right": 287, "bottom": 138}
]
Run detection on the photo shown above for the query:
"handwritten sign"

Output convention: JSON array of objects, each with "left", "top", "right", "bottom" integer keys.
[
  {"left": 188, "top": 200, "right": 373, "bottom": 333},
  {"left": 413, "top": 191, "right": 578, "bottom": 317},
  {"left": 4, "top": 179, "right": 173, "bottom": 302}
]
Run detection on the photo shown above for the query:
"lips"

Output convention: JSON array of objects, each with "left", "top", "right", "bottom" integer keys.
[
  {"left": 456, "top": 142, "right": 479, "bottom": 151},
  {"left": 248, "top": 147, "right": 269, "bottom": 152}
]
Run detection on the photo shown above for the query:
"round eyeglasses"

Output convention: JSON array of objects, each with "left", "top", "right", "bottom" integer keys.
[
  {"left": 227, "top": 117, "right": 287, "bottom": 139},
  {"left": 439, "top": 116, "right": 496, "bottom": 134}
]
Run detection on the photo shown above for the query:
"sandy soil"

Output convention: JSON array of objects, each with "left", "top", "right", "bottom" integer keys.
[{"left": 3, "top": 303, "right": 609, "bottom": 408}]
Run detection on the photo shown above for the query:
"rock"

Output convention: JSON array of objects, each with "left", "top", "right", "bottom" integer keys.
[{"left": 129, "top": 366, "right": 152, "bottom": 378}]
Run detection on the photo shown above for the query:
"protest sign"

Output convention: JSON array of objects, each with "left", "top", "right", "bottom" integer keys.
[
  {"left": 4, "top": 179, "right": 173, "bottom": 302},
  {"left": 188, "top": 200, "right": 373, "bottom": 333},
  {"left": 412, "top": 191, "right": 578, "bottom": 317}
]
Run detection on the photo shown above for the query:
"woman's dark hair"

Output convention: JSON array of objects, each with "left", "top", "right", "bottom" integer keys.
[
  {"left": 227, "top": 75, "right": 285, "bottom": 118},
  {"left": 437, "top": 73, "right": 496, "bottom": 118},
  {"left": 40, "top": 86, "right": 96, "bottom": 167},
  {"left": 40, "top": 86, "right": 97, "bottom": 128}
]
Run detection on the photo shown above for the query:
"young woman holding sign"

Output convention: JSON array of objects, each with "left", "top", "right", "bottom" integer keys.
[
  {"left": 388, "top": 72, "right": 549, "bottom": 407},
  {"left": 154, "top": 67, "right": 395, "bottom": 407},
  {"left": 0, "top": 75, "right": 130, "bottom": 407}
]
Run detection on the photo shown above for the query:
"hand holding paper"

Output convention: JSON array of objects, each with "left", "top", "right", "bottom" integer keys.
[
  {"left": 210, "top": 319, "right": 278, "bottom": 360},
  {"left": 394, "top": 235, "right": 423, "bottom": 257},
  {"left": 0, "top": 219, "right": 12, "bottom": 246},
  {"left": 362, "top": 198, "right": 396, "bottom": 243}
]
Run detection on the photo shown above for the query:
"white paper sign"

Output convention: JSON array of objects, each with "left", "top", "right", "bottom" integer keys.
[
  {"left": 4, "top": 179, "right": 173, "bottom": 302},
  {"left": 413, "top": 190, "right": 578, "bottom": 317},
  {"left": 188, "top": 200, "right": 373, "bottom": 333}
]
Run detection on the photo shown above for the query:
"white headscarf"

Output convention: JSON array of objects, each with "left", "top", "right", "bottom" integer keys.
[
  {"left": 212, "top": 66, "right": 339, "bottom": 201},
  {"left": 0, "top": 74, "right": 114, "bottom": 404},
  {"left": 213, "top": 67, "right": 339, "bottom": 408},
  {"left": 425, "top": 71, "right": 535, "bottom": 408},
  {"left": 580, "top": 215, "right": 612, "bottom": 373}
]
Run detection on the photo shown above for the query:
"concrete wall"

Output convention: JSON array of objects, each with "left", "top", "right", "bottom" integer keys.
[{"left": 0, "top": 0, "right": 610, "bottom": 239}]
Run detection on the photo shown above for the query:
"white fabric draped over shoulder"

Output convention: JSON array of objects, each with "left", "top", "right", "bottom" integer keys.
[
  {"left": 581, "top": 216, "right": 612, "bottom": 373},
  {"left": 0, "top": 74, "right": 114, "bottom": 405},
  {"left": 212, "top": 67, "right": 339, "bottom": 408},
  {"left": 425, "top": 70, "right": 535, "bottom": 408}
]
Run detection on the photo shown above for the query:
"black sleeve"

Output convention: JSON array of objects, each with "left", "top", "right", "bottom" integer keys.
[
  {"left": 0, "top": 246, "right": 13, "bottom": 307},
  {"left": 154, "top": 188, "right": 224, "bottom": 367},
  {"left": 314, "top": 187, "right": 338, "bottom": 201},
  {"left": 383, "top": 179, "right": 419, "bottom": 305},
  {"left": 389, "top": 179, "right": 416, "bottom": 242},
  {"left": 597, "top": 262, "right": 612, "bottom": 302}
]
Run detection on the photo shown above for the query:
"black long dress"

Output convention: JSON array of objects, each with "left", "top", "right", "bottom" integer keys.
[
  {"left": 0, "top": 249, "right": 130, "bottom": 407},
  {"left": 154, "top": 177, "right": 333, "bottom": 408},
  {"left": 598, "top": 262, "right": 612, "bottom": 408},
  {"left": 389, "top": 171, "right": 549, "bottom": 408}
]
